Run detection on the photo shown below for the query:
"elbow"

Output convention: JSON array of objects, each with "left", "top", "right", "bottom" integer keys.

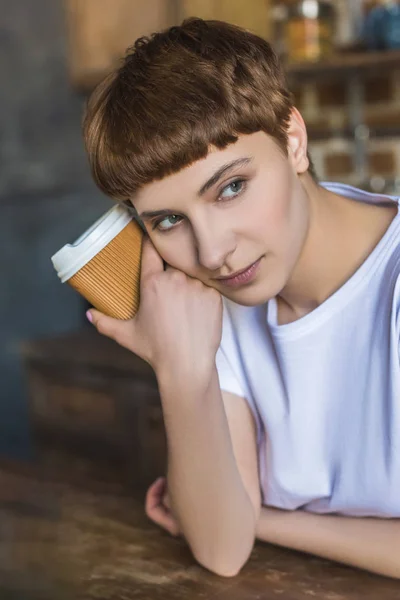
[
  {"left": 208, "top": 564, "right": 243, "bottom": 578},
  {"left": 192, "top": 536, "right": 255, "bottom": 578},
  {"left": 381, "top": 563, "right": 400, "bottom": 580},
  {"left": 194, "top": 553, "right": 246, "bottom": 578},
  {"left": 185, "top": 501, "right": 258, "bottom": 577}
]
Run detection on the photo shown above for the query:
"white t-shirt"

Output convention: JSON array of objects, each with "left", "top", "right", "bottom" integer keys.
[{"left": 216, "top": 182, "right": 400, "bottom": 517}]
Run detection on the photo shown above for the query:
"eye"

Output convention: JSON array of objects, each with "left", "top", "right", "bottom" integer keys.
[
  {"left": 219, "top": 179, "right": 246, "bottom": 200},
  {"left": 153, "top": 214, "right": 182, "bottom": 232}
]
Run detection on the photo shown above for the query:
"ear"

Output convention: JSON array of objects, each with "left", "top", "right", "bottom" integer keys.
[{"left": 287, "top": 107, "right": 309, "bottom": 174}]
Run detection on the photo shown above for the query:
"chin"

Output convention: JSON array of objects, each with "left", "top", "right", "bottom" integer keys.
[{"left": 222, "top": 284, "right": 277, "bottom": 307}]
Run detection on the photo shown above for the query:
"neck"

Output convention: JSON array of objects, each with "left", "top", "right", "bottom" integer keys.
[{"left": 277, "top": 177, "right": 397, "bottom": 322}]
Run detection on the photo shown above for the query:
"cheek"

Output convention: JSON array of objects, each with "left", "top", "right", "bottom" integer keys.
[
  {"left": 152, "top": 233, "right": 196, "bottom": 272},
  {"left": 268, "top": 177, "right": 309, "bottom": 269},
  {"left": 253, "top": 169, "right": 296, "bottom": 245}
]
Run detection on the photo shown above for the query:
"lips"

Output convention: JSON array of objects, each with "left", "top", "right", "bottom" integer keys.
[
  {"left": 213, "top": 257, "right": 262, "bottom": 288},
  {"left": 215, "top": 259, "right": 260, "bottom": 281}
]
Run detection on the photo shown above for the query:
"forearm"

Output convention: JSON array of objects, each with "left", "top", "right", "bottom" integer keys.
[
  {"left": 156, "top": 363, "right": 256, "bottom": 577},
  {"left": 256, "top": 506, "right": 400, "bottom": 579}
]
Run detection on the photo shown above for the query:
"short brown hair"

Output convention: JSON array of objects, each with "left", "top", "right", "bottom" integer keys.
[{"left": 83, "top": 17, "right": 314, "bottom": 201}]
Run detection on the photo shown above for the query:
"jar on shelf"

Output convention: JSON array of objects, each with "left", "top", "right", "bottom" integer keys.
[
  {"left": 284, "top": 0, "right": 336, "bottom": 62},
  {"left": 334, "top": 0, "right": 364, "bottom": 48},
  {"left": 363, "top": 1, "right": 400, "bottom": 50}
]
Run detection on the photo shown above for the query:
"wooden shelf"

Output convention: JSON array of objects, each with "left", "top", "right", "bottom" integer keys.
[
  {"left": 78, "top": 49, "right": 400, "bottom": 91},
  {"left": 307, "top": 126, "right": 400, "bottom": 142},
  {"left": 286, "top": 49, "right": 400, "bottom": 81}
]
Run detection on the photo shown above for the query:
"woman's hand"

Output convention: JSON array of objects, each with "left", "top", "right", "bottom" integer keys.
[
  {"left": 87, "top": 236, "right": 223, "bottom": 377},
  {"left": 145, "top": 476, "right": 181, "bottom": 537}
]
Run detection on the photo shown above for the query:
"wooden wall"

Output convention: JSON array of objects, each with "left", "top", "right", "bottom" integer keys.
[{"left": 65, "top": 0, "right": 271, "bottom": 89}]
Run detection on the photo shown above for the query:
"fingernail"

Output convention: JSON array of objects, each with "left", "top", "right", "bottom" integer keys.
[{"left": 86, "top": 310, "right": 93, "bottom": 323}]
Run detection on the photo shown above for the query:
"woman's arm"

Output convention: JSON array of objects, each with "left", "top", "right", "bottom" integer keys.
[
  {"left": 256, "top": 506, "right": 400, "bottom": 578},
  {"left": 89, "top": 239, "right": 260, "bottom": 577},
  {"left": 157, "top": 365, "right": 258, "bottom": 577}
]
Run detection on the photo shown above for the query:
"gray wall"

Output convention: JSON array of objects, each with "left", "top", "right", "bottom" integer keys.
[{"left": 0, "top": 0, "right": 110, "bottom": 457}]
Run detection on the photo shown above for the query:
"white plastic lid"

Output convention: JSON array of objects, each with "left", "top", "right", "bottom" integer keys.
[{"left": 51, "top": 204, "right": 132, "bottom": 282}]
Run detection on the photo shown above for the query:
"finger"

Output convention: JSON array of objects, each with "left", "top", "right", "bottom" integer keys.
[
  {"left": 87, "top": 308, "right": 135, "bottom": 347},
  {"left": 145, "top": 477, "right": 167, "bottom": 512},
  {"left": 163, "top": 491, "right": 171, "bottom": 510},
  {"left": 163, "top": 515, "right": 180, "bottom": 537},
  {"left": 145, "top": 478, "right": 180, "bottom": 536},
  {"left": 140, "top": 236, "right": 164, "bottom": 282},
  {"left": 147, "top": 476, "right": 166, "bottom": 498},
  {"left": 146, "top": 504, "right": 180, "bottom": 537}
]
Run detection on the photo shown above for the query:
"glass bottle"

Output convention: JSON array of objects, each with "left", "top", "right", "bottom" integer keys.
[{"left": 285, "top": 0, "right": 336, "bottom": 62}]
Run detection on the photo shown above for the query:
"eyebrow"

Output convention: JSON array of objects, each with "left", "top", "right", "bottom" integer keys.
[
  {"left": 138, "top": 156, "right": 253, "bottom": 220},
  {"left": 197, "top": 156, "right": 253, "bottom": 196}
]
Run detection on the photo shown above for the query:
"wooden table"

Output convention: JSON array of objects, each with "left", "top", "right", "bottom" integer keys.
[{"left": 0, "top": 462, "right": 399, "bottom": 599}]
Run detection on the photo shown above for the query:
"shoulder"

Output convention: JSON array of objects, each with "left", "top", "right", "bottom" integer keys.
[
  {"left": 219, "top": 297, "right": 268, "bottom": 351},
  {"left": 385, "top": 222, "right": 400, "bottom": 312},
  {"left": 219, "top": 297, "right": 242, "bottom": 341},
  {"left": 387, "top": 231, "right": 400, "bottom": 352},
  {"left": 221, "top": 296, "right": 266, "bottom": 326},
  {"left": 373, "top": 195, "right": 400, "bottom": 314},
  {"left": 393, "top": 262, "right": 400, "bottom": 331},
  {"left": 218, "top": 298, "right": 243, "bottom": 361}
]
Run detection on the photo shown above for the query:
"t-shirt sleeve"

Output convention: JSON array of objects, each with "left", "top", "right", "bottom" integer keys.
[
  {"left": 215, "top": 300, "right": 246, "bottom": 398},
  {"left": 215, "top": 345, "right": 246, "bottom": 398},
  {"left": 396, "top": 272, "right": 400, "bottom": 362},
  {"left": 215, "top": 301, "right": 262, "bottom": 444}
]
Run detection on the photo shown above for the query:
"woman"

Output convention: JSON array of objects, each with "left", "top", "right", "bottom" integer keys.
[{"left": 83, "top": 18, "right": 400, "bottom": 578}]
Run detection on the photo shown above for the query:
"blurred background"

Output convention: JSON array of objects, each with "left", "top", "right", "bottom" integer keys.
[{"left": 1, "top": 0, "right": 399, "bottom": 487}]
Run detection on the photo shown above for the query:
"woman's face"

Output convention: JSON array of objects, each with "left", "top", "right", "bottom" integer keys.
[{"left": 133, "top": 125, "right": 311, "bottom": 306}]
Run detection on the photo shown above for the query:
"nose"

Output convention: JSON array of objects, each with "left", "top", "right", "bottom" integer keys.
[{"left": 194, "top": 221, "right": 236, "bottom": 273}]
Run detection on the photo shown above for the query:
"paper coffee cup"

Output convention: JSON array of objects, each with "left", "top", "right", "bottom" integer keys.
[{"left": 51, "top": 205, "right": 143, "bottom": 319}]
